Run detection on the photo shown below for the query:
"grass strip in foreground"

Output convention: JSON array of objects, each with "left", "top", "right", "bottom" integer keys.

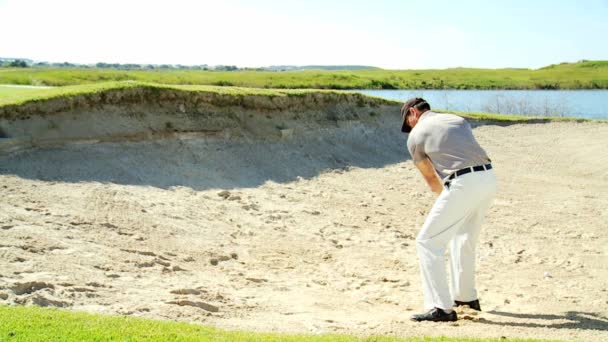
[{"left": 0, "top": 306, "right": 554, "bottom": 342}]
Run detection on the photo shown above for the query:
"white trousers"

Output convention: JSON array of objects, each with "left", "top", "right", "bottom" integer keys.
[{"left": 416, "top": 168, "right": 497, "bottom": 310}]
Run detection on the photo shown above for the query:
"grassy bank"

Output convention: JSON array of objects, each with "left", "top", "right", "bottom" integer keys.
[
  {"left": 0, "top": 82, "right": 397, "bottom": 123},
  {"left": 0, "top": 306, "right": 550, "bottom": 342},
  {"left": 0, "top": 82, "right": 596, "bottom": 124},
  {"left": 1, "top": 61, "right": 607, "bottom": 89},
  {"left": 0, "top": 82, "right": 343, "bottom": 107}
]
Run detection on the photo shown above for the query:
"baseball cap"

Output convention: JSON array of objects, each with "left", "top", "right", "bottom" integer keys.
[{"left": 401, "top": 97, "right": 428, "bottom": 133}]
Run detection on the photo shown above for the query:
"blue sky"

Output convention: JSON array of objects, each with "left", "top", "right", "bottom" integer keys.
[{"left": 1, "top": 0, "right": 607, "bottom": 69}]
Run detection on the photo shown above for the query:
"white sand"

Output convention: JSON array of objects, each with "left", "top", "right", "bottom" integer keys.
[{"left": 1, "top": 116, "right": 607, "bottom": 341}]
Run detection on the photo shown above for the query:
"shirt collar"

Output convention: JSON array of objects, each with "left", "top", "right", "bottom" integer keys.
[
  {"left": 412, "top": 110, "right": 433, "bottom": 129},
  {"left": 418, "top": 110, "right": 433, "bottom": 123}
]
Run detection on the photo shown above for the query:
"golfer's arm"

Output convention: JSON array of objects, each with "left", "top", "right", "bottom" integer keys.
[{"left": 415, "top": 158, "right": 443, "bottom": 194}]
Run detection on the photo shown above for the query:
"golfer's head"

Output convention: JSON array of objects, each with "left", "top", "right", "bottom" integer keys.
[{"left": 401, "top": 98, "right": 430, "bottom": 133}]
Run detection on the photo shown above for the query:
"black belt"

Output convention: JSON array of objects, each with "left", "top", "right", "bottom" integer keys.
[{"left": 444, "top": 163, "right": 492, "bottom": 188}]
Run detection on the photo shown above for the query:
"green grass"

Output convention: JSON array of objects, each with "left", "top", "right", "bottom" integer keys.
[
  {"left": 0, "top": 306, "right": 551, "bottom": 342},
  {"left": 1, "top": 60, "right": 607, "bottom": 89},
  {"left": 0, "top": 82, "right": 365, "bottom": 108},
  {"left": 0, "top": 85, "right": 51, "bottom": 104},
  {"left": 437, "top": 109, "right": 595, "bottom": 123}
]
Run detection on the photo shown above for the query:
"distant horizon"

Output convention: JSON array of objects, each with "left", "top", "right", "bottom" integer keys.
[
  {"left": 1, "top": 0, "right": 606, "bottom": 70},
  {"left": 2, "top": 56, "right": 602, "bottom": 71}
]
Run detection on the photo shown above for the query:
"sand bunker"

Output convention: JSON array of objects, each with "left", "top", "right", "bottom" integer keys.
[{"left": 0, "top": 92, "right": 607, "bottom": 341}]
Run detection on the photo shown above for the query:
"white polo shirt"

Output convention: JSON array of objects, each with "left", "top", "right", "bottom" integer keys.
[{"left": 406, "top": 111, "right": 491, "bottom": 180}]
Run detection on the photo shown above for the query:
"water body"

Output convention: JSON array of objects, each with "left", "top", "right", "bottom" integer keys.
[{"left": 357, "top": 90, "right": 608, "bottom": 120}]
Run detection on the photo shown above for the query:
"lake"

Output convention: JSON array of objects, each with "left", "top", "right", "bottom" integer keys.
[{"left": 356, "top": 90, "right": 608, "bottom": 120}]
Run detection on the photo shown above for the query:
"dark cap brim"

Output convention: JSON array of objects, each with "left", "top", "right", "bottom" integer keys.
[
  {"left": 401, "top": 118, "right": 411, "bottom": 133},
  {"left": 400, "top": 97, "right": 426, "bottom": 134}
]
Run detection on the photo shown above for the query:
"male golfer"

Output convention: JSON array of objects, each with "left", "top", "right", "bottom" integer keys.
[{"left": 401, "top": 98, "right": 496, "bottom": 322}]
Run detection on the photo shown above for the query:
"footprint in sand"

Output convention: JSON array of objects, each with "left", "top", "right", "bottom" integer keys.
[
  {"left": 67, "top": 287, "right": 96, "bottom": 293},
  {"left": 85, "top": 282, "right": 108, "bottom": 288},
  {"left": 65, "top": 286, "right": 99, "bottom": 298},
  {"left": 210, "top": 253, "right": 238, "bottom": 266},
  {"left": 8, "top": 281, "right": 70, "bottom": 308},
  {"left": 167, "top": 300, "right": 219, "bottom": 312},
  {"left": 170, "top": 288, "right": 201, "bottom": 295},
  {"left": 134, "top": 261, "right": 156, "bottom": 268},
  {"left": 169, "top": 265, "right": 187, "bottom": 272},
  {"left": 121, "top": 248, "right": 162, "bottom": 258},
  {"left": 18, "top": 294, "right": 70, "bottom": 308},
  {"left": 10, "top": 281, "right": 55, "bottom": 295}
]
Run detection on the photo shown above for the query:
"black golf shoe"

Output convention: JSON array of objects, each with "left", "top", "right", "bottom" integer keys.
[
  {"left": 454, "top": 299, "right": 481, "bottom": 311},
  {"left": 410, "top": 308, "right": 457, "bottom": 322}
]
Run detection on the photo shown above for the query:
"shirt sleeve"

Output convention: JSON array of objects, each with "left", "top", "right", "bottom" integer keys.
[{"left": 407, "top": 133, "right": 426, "bottom": 163}]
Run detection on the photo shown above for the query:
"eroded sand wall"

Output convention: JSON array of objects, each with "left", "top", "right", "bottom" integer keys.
[{"left": 0, "top": 87, "right": 399, "bottom": 150}]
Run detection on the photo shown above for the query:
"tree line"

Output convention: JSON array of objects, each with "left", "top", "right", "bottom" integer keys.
[{"left": 0, "top": 59, "right": 241, "bottom": 71}]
